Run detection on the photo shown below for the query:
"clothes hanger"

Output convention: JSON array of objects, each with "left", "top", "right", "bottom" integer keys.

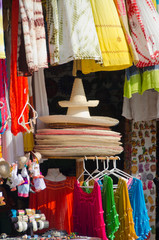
[
  {"left": 85, "top": 156, "right": 100, "bottom": 182},
  {"left": 109, "top": 157, "right": 132, "bottom": 180},
  {"left": 18, "top": 97, "right": 38, "bottom": 133},
  {"left": 91, "top": 156, "right": 110, "bottom": 180},
  {"left": 77, "top": 156, "right": 95, "bottom": 188}
]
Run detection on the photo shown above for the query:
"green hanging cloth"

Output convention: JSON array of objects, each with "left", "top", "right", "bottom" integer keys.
[{"left": 102, "top": 175, "right": 120, "bottom": 240}]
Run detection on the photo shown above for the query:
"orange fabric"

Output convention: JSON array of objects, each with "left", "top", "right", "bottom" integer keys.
[
  {"left": 9, "top": 0, "right": 29, "bottom": 136},
  {"left": 29, "top": 177, "right": 76, "bottom": 234}
]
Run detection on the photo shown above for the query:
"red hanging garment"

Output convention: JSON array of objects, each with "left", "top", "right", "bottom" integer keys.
[
  {"left": 29, "top": 177, "right": 76, "bottom": 234},
  {"left": 9, "top": 0, "right": 29, "bottom": 136}
]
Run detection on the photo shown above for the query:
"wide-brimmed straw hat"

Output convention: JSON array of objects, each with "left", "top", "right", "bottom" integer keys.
[
  {"left": 31, "top": 151, "right": 42, "bottom": 161},
  {"left": 39, "top": 78, "right": 119, "bottom": 127},
  {"left": 0, "top": 158, "right": 10, "bottom": 179}
]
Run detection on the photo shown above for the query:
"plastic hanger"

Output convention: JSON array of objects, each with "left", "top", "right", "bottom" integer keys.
[
  {"left": 18, "top": 97, "right": 38, "bottom": 133},
  {"left": 109, "top": 157, "right": 132, "bottom": 180},
  {"left": 91, "top": 157, "right": 110, "bottom": 180},
  {"left": 77, "top": 156, "right": 95, "bottom": 187},
  {"left": 85, "top": 156, "right": 100, "bottom": 182}
]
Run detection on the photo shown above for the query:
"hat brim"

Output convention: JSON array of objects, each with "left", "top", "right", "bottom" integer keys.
[
  {"left": 34, "top": 146, "right": 123, "bottom": 157},
  {"left": 39, "top": 115, "right": 119, "bottom": 127},
  {"left": 58, "top": 100, "right": 99, "bottom": 107},
  {"left": 35, "top": 137, "right": 121, "bottom": 145}
]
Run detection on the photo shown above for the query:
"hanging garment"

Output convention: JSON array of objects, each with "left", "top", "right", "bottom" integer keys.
[
  {"left": 113, "top": 0, "right": 139, "bottom": 64},
  {"left": 46, "top": 0, "right": 103, "bottom": 66},
  {"left": 19, "top": 0, "right": 48, "bottom": 74},
  {"left": 74, "top": 0, "right": 133, "bottom": 74},
  {"left": 73, "top": 181, "right": 108, "bottom": 240},
  {"left": 33, "top": 69, "right": 49, "bottom": 129},
  {"left": 17, "top": 11, "right": 29, "bottom": 77},
  {"left": 29, "top": 177, "right": 76, "bottom": 234},
  {"left": 0, "top": 0, "right": 6, "bottom": 59},
  {"left": 152, "top": 0, "right": 157, "bottom": 8},
  {"left": 0, "top": 60, "right": 8, "bottom": 134},
  {"left": 157, "top": 0, "right": 159, "bottom": 12},
  {"left": 114, "top": 178, "right": 138, "bottom": 240},
  {"left": 128, "top": 178, "right": 151, "bottom": 240},
  {"left": 23, "top": 132, "right": 34, "bottom": 152},
  {"left": 124, "top": 65, "right": 159, "bottom": 98},
  {"left": 102, "top": 175, "right": 120, "bottom": 240},
  {"left": 122, "top": 89, "right": 159, "bottom": 122},
  {"left": 126, "top": 0, "right": 159, "bottom": 67},
  {"left": 9, "top": 0, "right": 29, "bottom": 136},
  {"left": 2, "top": 125, "right": 24, "bottom": 164}
]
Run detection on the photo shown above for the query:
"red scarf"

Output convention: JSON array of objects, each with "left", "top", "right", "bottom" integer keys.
[{"left": 9, "top": 0, "right": 29, "bottom": 135}]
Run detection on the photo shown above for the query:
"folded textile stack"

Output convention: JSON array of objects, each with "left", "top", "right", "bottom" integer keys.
[{"left": 35, "top": 78, "right": 123, "bottom": 157}]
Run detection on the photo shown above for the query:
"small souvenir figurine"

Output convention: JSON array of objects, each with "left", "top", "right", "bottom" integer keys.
[
  {"left": 145, "top": 130, "right": 150, "bottom": 137},
  {"left": 17, "top": 156, "right": 30, "bottom": 198},
  {"left": 138, "top": 130, "right": 143, "bottom": 139},
  {"left": 9, "top": 163, "right": 24, "bottom": 191},
  {"left": 29, "top": 152, "right": 46, "bottom": 192}
]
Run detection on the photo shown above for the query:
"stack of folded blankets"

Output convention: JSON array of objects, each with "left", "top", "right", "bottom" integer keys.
[{"left": 34, "top": 78, "right": 123, "bottom": 157}]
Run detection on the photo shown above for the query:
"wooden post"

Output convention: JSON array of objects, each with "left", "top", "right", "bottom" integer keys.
[{"left": 76, "top": 159, "right": 84, "bottom": 181}]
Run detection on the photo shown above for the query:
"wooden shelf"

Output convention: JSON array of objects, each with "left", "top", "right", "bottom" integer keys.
[{"left": 47, "top": 156, "right": 119, "bottom": 161}]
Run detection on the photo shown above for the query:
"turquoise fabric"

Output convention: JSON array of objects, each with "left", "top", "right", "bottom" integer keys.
[{"left": 128, "top": 178, "right": 151, "bottom": 240}]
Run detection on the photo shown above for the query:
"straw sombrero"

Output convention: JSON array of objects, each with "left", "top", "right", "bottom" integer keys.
[
  {"left": 39, "top": 78, "right": 119, "bottom": 127},
  {"left": 0, "top": 158, "right": 10, "bottom": 179},
  {"left": 34, "top": 145, "right": 123, "bottom": 157}
]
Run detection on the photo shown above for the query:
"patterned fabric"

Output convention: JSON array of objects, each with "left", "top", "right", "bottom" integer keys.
[
  {"left": 74, "top": 0, "right": 133, "bottom": 74},
  {"left": 102, "top": 175, "right": 119, "bottom": 240},
  {"left": 131, "top": 120, "right": 156, "bottom": 240},
  {"left": 114, "top": 0, "right": 139, "bottom": 64},
  {"left": 0, "top": 0, "right": 6, "bottom": 59},
  {"left": 46, "top": 0, "right": 103, "bottom": 66},
  {"left": 19, "top": 0, "right": 48, "bottom": 74},
  {"left": 128, "top": 178, "right": 151, "bottom": 240},
  {"left": 114, "top": 178, "right": 138, "bottom": 240},
  {"left": 126, "top": 0, "right": 159, "bottom": 67}
]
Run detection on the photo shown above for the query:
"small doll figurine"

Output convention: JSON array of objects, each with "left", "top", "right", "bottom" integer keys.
[
  {"left": 29, "top": 152, "right": 46, "bottom": 192},
  {"left": 17, "top": 156, "right": 30, "bottom": 198},
  {"left": 9, "top": 163, "right": 24, "bottom": 191}
]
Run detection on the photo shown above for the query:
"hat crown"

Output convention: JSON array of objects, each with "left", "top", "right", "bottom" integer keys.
[{"left": 69, "top": 78, "right": 87, "bottom": 103}]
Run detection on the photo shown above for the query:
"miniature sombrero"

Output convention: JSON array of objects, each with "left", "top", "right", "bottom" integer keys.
[
  {"left": 39, "top": 78, "right": 119, "bottom": 127},
  {"left": 0, "top": 158, "right": 10, "bottom": 179}
]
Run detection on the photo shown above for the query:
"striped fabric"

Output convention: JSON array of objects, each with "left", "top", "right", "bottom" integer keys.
[{"left": 19, "top": 0, "right": 48, "bottom": 73}]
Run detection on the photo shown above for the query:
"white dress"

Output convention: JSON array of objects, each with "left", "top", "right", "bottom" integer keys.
[{"left": 46, "top": 0, "right": 103, "bottom": 65}]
